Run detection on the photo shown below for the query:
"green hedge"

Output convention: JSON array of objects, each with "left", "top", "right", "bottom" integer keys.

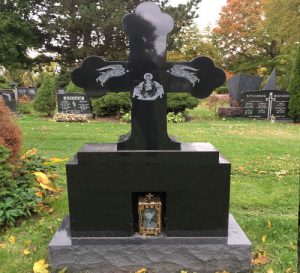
[{"left": 167, "top": 93, "right": 198, "bottom": 113}]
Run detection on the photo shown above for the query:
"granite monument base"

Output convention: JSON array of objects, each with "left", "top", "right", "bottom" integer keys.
[{"left": 49, "top": 214, "right": 252, "bottom": 273}]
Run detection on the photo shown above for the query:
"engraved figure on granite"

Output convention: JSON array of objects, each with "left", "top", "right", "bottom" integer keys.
[
  {"left": 96, "top": 64, "right": 128, "bottom": 86},
  {"left": 132, "top": 73, "right": 164, "bottom": 100},
  {"left": 167, "top": 65, "right": 200, "bottom": 86}
]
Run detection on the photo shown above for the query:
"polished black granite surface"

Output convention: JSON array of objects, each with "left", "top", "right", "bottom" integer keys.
[
  {"left": 67, "top": 143, "right": 230, "bottom": 237},
  {"left": 71, "top": 2, "right": 225, "bottom": 150}
]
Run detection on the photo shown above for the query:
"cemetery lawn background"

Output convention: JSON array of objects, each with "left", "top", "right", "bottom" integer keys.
[{"left": 0, "top": 104, "right": 299, "bottom": 273}]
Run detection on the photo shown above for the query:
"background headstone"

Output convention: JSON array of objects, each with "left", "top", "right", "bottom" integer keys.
[
  {"left": 240, "top": 90, "right": 291, "bottom": 120},
  {"left": 57, "top": 93, "right": 92, "bottom": 115},
  {"left": 17, "top": 87, "right": 27, "bottom": 98},
  {"left": 227, "top": 73, "right": 262, "bottom": 103},
  {"left": 26, "top": 87, "right": 37, "bottom": 100},
  {"left": 263, "top": 69, "right": 278, "bottom": 90},
  {"left": 0, "top": 90, "right": 17, "bottom": 112},
  {"left": 57, "top": 88, "right": 65, "bottom": 95}
]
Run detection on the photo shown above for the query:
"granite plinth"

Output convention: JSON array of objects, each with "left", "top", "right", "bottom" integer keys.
[
  {"left": 66, "top": 143, "right": 231, "bottom": 237},
  {"left": 49, "top": 214, "right": 252, "bottom": 273}
]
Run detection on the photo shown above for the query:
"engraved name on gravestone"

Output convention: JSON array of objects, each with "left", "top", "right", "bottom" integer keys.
[
  {"left": 72, "top": 1, "right": 226, "bottom": 150},
  {"left": 240, "top": 90, "right": 291, "bottom": 119},
  {"left": 57, "top": 93, "right": 92, "bottom": 114},
  {"left": 0, "top": 90, "right": 17, "bottom": 112}
]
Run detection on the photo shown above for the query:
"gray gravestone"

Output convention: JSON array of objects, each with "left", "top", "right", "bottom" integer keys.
[
  {"left": 17, "top": 87, "right": 27, "bottom": 98},
  {"left": 227, "top": 73, "right": 262, "bottom": 102},
  {"left": 57, "top": 93, "right": 92, "bottom": 115},
  {"left": 240, "top": 90, "right": 291, "bottom": 120},
  {"left": 0, "top": 90, "right": 17, "bottom": 112},
  {"left": 57, "top": 88, "right": 65, "bottom": 95},
  {"left": 263, "top": 69, "right": 278, "bottom": 90},
  {"left": 26, "top": 87, "right": 37, "bottom": 100}
]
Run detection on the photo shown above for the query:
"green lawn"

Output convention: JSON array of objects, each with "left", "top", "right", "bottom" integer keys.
[{"left": 0, "top": 107, "right": 299, "bottom": 273}]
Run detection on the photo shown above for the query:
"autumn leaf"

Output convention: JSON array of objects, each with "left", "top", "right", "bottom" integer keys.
[
  {"left": 23, "top": 249, "right": 31, "bottom": 255},
  {"left": 262, "top": 234, "right": 267, "bottom": 243},
  {"left": 35, "top": 191, "right": 43, "bottom": 198},
  {"left": 33, "top": 259, "right": 49, "bottom": 273},
  {"left": 267, "top": 268, "right": 274, "bottom": 273},
  {"left": 135, "top": 268, "right": 147, "bottom": 273},
  {"left": 34, "top": 172, "right": 50, "bottom": 185},
  {"left": 252, "top": 250, "right": 269, "bottom": 265},
  {"left": 8, "top": 235, "right": 16, "bottom": 244},
  {"left": 0, "top": 243, "right": 7, "bottom": 249},
  {"left": 50, "top": 157, "right": 68, "bottom": 163},
  {"left": 267, "top": 220, "right": 271, "bottom": 229},
  {"left": 20, "top": 148, "right": 37, "bottom": 160}
]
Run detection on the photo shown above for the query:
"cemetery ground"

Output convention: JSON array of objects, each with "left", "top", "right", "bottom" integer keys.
[{"left": 0, "top": 103, "right": 299, "bottom": 273}]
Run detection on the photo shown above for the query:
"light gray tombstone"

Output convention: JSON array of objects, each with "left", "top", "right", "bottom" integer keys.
[{"left": 263, "top": 69, "right": 278, "bottom": 91}]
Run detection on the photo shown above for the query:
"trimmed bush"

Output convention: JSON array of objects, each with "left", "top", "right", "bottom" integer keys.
[
  {"left": 0, "top": 100, "right": 22, "bottom": 162},
  {"left": 65, "top": 82, "right": 84, "bottom": 93},
  {"left": 288, "top": 45, "right": 300, "bottom": 121},
  {"left": 167, "top": 93, "right": 198, "bottom": 113},
  {"left": 92, "top": 92, "right": 131, "bottom": 117},
  {"left": 33, "top": 74, "right": 56, "bottom": 116},
  {"left": 17, "top": 96, "right": 33, "bottom": 114}
]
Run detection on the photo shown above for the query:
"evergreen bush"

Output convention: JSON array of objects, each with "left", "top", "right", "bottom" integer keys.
[
  {"left": 65, "top": 81, "right": 84, "bottom": 93},
  {"left": 167, "top": 93, "right": 198, "bottom": 113},
  {"left": 92, "top": 92, "right": 131, "bottom": 117},
  {"left": 33, "top": 74, "right": 56, "bottom": 116},
  {"left": 0, "top": 100, "right": 22, "bottom": 162},
  {"left": 288, "top": 45, "right": 300, "bottom": 121}
]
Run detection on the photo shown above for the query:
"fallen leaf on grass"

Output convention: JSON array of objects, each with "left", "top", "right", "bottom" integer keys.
[
  {"left": 135, "top": 268, "right": 147, "bottom": 273},
  {"left": 267, "top": 268, "right": 274, "bottom": 273},
  {"left": 286, "top": 268, "right": 292, "bottom": 273},
  {"left": 267, "top": 220, "right": 271, "bottom": 229},
  {"left": 33, "top": 259, "right": 49, "bottom": 273},
  {"left": 8, "top": 235, "right": 16, "bottom": 244},
  {"left": 0, "top": 243, "right": 7, "bottom": 249},
  {"left": 50, "top": 157, "right": 68, "bottom": 163},
  {"left": 23, "top": 249, "right": 31, "bottom": 255},
  {"left": 262, "top": 234, "right": 267, "bottom": 243},
  {"left": 275, "top": 170, "right": 288, "bottom": 177},
  {"left": 35, "top": 191, "right": 43, "bottom": 198},
  {"left": 252, "top": 250, "right": 269, "bottom": 265}
]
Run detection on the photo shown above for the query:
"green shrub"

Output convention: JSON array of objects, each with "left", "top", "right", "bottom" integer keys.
[
  {"left": 65, "top": 82, "right": 84, "bottom": 93},
  {"left": 121, "top": 111, "right": 131, "bottom": 123},
  {"left": 17, "top": 100, "right": 33, "bottom": 114},
  {"left": 167, "top": 112, "right": 186, "bottom": 123},
  {"left": 215, "top": 86, "right": 228, "bottom": 94},
  {"left": 33, "top": 74, "right": 56, "bottom": 116},
  {"left": 92, "top": 92, "right": 131, "bottom": 117},
  {"left": 0, "top": 146, "right": 59, "bottom": 228},
  {"left": 167, "top": 93, "right": 198, "bottom": 113},
  {"left": 288, "top": 45, "right": 300, "bottom": 121}
]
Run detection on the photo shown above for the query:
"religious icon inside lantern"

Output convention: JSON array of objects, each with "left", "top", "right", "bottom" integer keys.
[{"left": 138, "top": 193, "right": 162, "bottom": 236}]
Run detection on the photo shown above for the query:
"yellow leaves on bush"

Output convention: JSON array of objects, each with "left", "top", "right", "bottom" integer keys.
[
  {"left": 20, "top": 148, "right": 37, "bottom": 160},
  {"left": 8, "top": 235, "right": 16, "bottom": 244},
  {"left": 33, "top": 259, "right": 49, "bottom": 273},
  {"left": 135, "top": 268, "right": 147, "bottom": 273},
  {"left": 34, "top": 172, "right": 58, "bottom": 192},
  {"left": 252, "top": 250, "right": 269, "bottom": 265}
]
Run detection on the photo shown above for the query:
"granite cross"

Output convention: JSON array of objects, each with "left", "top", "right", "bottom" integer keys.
[
  {"left": 71, "top": 1, "right": 226, "bottom": 150},
  {"left": 266, "top": 92, "right": 276, "bottom": 118}
]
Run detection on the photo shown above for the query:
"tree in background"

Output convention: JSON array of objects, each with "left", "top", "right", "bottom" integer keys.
[
  {"left": 65, "top": 82, "right": 84, "bottom": 93},
  {"left": 288, "top": 45, "right": 300, "bottom": 121},
  {"left": 33, "top": 75, "right": 56, "bottom": 116},
  {"left": 213, "top": 0, "right": 300, "bottom": 88},
  {"left": 36, "top": 0, "right": 201, "bottom": 65},
  {"left": 0, "top": 0, "right": 43, "bottom": 70}
]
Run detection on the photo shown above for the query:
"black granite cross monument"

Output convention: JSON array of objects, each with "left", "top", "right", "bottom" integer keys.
[{"left": 72, "top": 1, "right": 225, "bottom": 150}]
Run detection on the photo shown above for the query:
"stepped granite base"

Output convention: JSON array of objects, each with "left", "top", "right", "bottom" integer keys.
[{"left": 49, "top": 214, "right": 251, "bottom": 273}]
